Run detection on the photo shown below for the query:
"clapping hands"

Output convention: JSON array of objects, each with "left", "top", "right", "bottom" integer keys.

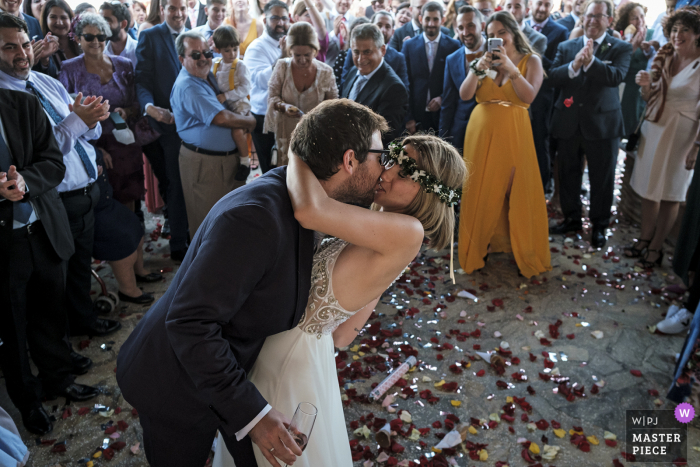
[
  {"left": 69, "top": 93, "right": 111, "bottom": 128},
  {"left": 0, "top": 166, "right": 26, "bottom": 202},
  {"left": 574, "top": 39, "right": 594, "bottom": 71}
]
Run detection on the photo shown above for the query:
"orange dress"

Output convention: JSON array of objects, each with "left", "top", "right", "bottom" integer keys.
[{"left": 458, "top": 55, "right": 551, "bottom": 278}]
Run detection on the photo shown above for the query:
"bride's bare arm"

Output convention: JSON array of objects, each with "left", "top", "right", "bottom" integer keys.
[
  {"left": 287, "top": 153, "right": 423, "bottom": 309},
  {"left": 333, "top": 298, "right": 380, "bottom": 348}
]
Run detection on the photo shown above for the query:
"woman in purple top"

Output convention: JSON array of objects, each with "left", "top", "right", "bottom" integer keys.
[
  {"left": 59, "top": 12, "right": 144, "bottom": 209},
  {"left": 292, "top": 0, "right": 329, "bottom": 62}
]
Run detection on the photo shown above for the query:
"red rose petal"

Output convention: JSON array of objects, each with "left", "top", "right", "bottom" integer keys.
[
  {"left": 630, "top": 369, "right": 642, "bottom": 377},
  {"left": 476, "top": 369, "right": 485, "bottom": 377}
]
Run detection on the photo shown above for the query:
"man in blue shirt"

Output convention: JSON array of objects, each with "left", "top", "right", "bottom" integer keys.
[{"left": 171, "top": 31, "right": 255, "bottom": 237}]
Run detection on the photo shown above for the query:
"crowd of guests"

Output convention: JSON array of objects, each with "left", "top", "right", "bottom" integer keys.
[{"left": 0, "top": 0, "right": 699, "bottom": 438}]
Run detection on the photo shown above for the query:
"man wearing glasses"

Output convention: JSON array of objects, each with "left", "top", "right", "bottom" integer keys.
[
  {"left": 243, "top": 0, "right": 290, "bottom": 174},
  {"left": 548, "top": 0, "right": 632, "bottom": 249},
  {"left": 170, "top": 32, "right": 255, "bottom": 238}
]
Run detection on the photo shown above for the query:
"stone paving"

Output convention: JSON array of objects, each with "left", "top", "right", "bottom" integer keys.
[{"left": 2, "top": 179, "right": 699, "bottom": 467}]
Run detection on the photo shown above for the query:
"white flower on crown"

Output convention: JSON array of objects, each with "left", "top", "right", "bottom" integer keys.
[
  {"left": 397, "top": 151, "right": 409, "bottom": 163},
  {"left": 448, "top": 190, "right": 455, "bottom": 201},
  {"left": 410, "top": 170, "right": 425, "bottom": 181},
  {"left": 433, "top": 184, "right": 442, "bottom": 193}
]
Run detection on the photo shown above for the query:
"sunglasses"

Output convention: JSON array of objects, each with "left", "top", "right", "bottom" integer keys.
[
  {"left": 367, "top": 148, "right": 395, "bottom": 169},
  {"left": 82, "top": 33, "right": 107, "bottom": 42},
  {"left": 188, "top": 50, "right": 214, "bottom": 60}
]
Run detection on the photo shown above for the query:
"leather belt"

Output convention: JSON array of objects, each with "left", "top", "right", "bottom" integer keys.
[
  {"left": 182, "top": 142, "right": 238, "bottom": 156},
  {"left": 481, "top": 100, "right": 529, "bottom": 110},
  {"left": 60, "top": 182, "right": 95, "bottom": 199},
  {"left": 13, "top": 220, "right": 43, "bottom": 237}
]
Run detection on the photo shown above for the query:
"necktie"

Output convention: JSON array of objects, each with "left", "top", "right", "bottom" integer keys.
[
  {"left": 0, "top": 131, "right": 32, "bottom": 223},
  {"left": 427, "top": 41, "right": 436, "bottom": 73},
  {"left": 26, "top": 81, "right": 97, "bottom": 179},
  {"left": 349, "top": 75, "right": 368, "bottom": 101},
  {"left": 205, "top": 29, "right": 214, "bottom": 40}
]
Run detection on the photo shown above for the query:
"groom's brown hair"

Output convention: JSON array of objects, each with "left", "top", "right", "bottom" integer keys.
[{"left": 290, "top": 99, "right": 388, "bottom": 180}]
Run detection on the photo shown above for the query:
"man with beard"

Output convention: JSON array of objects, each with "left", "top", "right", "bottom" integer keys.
[
  {"left": 502, "top": 0, "right": 546, "bottom": 55},
  {"left": 389, "top": 0, "right": 450, "bottom": 50},
  {"left": 341, "top": 10, "right": 409, "bottom": 89},
  {"left": 526, "top": 0, "right": 569, "bottom": 190},
  {"left": 557, "top": 0, "right": 585, "bottom": 32},
  {"left": 136, "top": 0, "right": 190, "bottom": 263},
  {"left": 0, "top": 0, "right": 58, "bottom": 76},
  {"left": 101, "top": 1, "right": 137, "bottom": 68},
  {"left": 440, "top": 5, "right": 484, "bottom": 150},
  {"left": 243, "top": 0, "right": 289, "bottom": 173},
  {"left": 117, "top": 99, "right": 388, "bottom": 467},
  {"left": 403, "top": 1, "right": 460, "bottom": 134}
]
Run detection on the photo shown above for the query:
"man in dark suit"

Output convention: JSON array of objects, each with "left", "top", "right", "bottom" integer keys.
[
  {"left": 503, "top": 0, "right": 546, "bottom": 56},
  {"left": 403, "top": 1, "right": 460, "bottom": 134},
  {"left": 388, "top": 0, "right": 450, "bottom": 50},
  {"left": 341, "top": 10, "right": 409, "bottom": 90},
  {"left": 117, "top": 99, "right": 388, "bottom": 467},
  {"left": 185, "top": 0, "right": 207, "bottom": 28},
  {"left": 0, "top": 88, "right": 100, "bottom": 436},
  {"left": 556, "top": 0, "right": 584, "bottom": 32},
  {"left": 342, "top": 23, "right": 408, "bottom": 144},
  {"left": 136, "top": 0, "right": 190, "bottom": 261},
  {"left": 527, "top": 0, "right": 570, "bottom": 190},
  {"left": 548, "top": 0, "right": 632, "bottom": 248},
  {"left": 440, "top": 5, "right": 484, "bottom": 150}
]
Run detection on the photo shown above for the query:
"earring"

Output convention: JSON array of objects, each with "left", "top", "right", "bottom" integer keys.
[{"left": 380, "top": 177, "right": 383, "bottom": 182}]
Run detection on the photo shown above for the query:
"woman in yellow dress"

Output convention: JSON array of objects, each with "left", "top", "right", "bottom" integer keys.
[{"left": 457, "top": 11, "right": 551, "bottom": 278}]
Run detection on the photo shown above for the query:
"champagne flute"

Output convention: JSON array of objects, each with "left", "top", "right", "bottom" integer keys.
[{"left": 284, "top": 402, "right": 317, "bottom": 467}]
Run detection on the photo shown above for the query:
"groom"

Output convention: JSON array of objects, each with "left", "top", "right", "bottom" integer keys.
[{"left": 116, "top": 99, "right": 389, "bottom": 467}]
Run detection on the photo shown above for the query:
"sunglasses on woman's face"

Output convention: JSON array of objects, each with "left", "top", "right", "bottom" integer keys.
[
  {"left": 188, "top": 50, "right": 214, "bottom": 60},
  {"left": 82, "top": 33, "right": 107, "bottom": 42}
]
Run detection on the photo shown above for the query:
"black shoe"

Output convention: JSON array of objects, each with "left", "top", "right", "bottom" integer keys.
[
  {"left": 21, "top": 406, "right": 53, "bottom": 435},
  {"left": 590, "top": 226, "right": 607, "bottom": 249},
  {"left": 118, "top": 291, "right": 155, "bottom": 305},
  {"left": 45, "top": 383, "right": 99, "bottom": 402},
  {"left": 161, "top": 219, "right": 171, "bottom": 239},
  {"left": 72, "top": 318, "right": 122, "bottom": 337},
  {"left": 135, "top": 272, "right": 163, "bottom": 283},
  {"left": 235, "top": 164, "right": 251, "bottom": 182},
  {"left": 549, "top": 217, "right": 583, "bottom": 235},
  {"left": 70, "top": 351, "right": 93, "bottom": 375},
  {"left": 170, "top": 248, "right": 188, "bottom": 262}
]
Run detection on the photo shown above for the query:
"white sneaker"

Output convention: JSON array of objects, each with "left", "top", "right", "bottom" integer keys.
[
  {"left": 666, "top": 304, "right": 681, "bottom": 319},
  {"left": 657, "top": 308, "right": 693, "bottom": 334}
]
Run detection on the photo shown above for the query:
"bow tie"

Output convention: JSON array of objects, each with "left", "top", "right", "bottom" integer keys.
[{"left": 465, "top": 51, "right": 484, "bottom": 63}]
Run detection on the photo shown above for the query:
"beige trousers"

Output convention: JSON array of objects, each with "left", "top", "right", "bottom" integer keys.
[{"left": 178, "top": 144, "right": 244, "bottom": 237}]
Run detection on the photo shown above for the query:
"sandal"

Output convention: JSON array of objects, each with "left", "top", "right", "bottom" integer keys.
[
  {"left": 623, "top": 238, "right": 651, "bottom": 258},
  {"left": 250, "top": 152, "right": 259, "bottom": 170},
  {"left": 636, "top": 249, "right": 663, "bottom": 269}
]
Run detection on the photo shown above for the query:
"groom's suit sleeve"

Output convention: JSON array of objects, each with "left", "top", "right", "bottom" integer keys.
[{"left": 164, "top": 204, "right": 281, "bottom": 438}]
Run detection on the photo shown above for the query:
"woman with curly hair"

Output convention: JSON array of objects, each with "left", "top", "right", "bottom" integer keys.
[
  {"left": 616, "top": 1, "right": 655, "bottom": 136},
  {"left": 625, "top": 6, "right": 700, "bottom": 274}
]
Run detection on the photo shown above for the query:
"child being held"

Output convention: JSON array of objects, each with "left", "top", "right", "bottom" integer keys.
[{"left": 212, "top": 25, "right": 252, "bottom": 181}]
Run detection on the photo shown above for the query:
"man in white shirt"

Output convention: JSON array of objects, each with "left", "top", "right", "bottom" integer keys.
[
  {"left": 192, "top": 0, "right": 227, "bottom": 42},
  {"left": 100, "top": 1, "right": 137, "bottom": 69},
  {"left": 243, "top": 0, "right": 289, "bottom": 173},
  {"left": 502, "top": 0, "right": 547, "bottom": 55}
]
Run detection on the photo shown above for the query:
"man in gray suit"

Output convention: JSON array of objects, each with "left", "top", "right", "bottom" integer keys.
[{"left": 502, "top": 0, "right": 546, "bottom": 56}]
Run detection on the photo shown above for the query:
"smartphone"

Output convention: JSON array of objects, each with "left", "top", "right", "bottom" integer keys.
[{"left": 488, "top": 38, "right": 503, "bottom": 65}]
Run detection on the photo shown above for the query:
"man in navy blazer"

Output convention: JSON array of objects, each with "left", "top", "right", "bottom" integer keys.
[
  {"left": 527, "top": 0, "right": 569, "bottom": 190},
  {"left": 389, "top": 0, "right": 450, "bottom": 50},
  {"left": 548, "top": 0, "right": 631, "bottom": 248},
  {"left": 403, "top": 1, "right": 460, "bottom": 134},
  {"left": 341, "top": 11, "right": 409, "bottom": 90},
  {"left": 556, "top": 0, "right": 584, "bottom": 32},
  {"left": 439, "top": 5, "right": 484, "bottom": 150},
  {"left": 117, "top": 100, "right": 388, "bottom": 467},
  {"left": 136, "top": 0, "right": 190, "bottom": 261}
]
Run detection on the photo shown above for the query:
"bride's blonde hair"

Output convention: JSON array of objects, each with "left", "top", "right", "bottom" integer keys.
[{"left": 373, "top": 135, "right": 468, "bottom": 251}]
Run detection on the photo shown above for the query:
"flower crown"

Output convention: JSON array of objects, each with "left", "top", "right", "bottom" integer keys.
[{"left": 387, "top": 141, "right": 462, "bottom": 207}]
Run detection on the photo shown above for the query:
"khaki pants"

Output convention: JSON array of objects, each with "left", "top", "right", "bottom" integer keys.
[{"left": 178, "top": 144, "right": 244, "bottom": 237}]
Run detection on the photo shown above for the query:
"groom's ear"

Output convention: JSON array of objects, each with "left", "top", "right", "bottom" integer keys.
[{"left": 341, "top": 149, "right": 358, "bottom": 175}]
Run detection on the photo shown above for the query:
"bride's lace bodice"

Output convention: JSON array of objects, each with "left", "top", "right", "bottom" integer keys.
[{"left": 298, "top": 237, "right": 362, "bottom": 339}]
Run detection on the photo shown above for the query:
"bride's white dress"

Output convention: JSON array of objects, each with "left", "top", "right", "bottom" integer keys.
[{"left": 213, "top": 238, "right": 359, "bottom": 467}]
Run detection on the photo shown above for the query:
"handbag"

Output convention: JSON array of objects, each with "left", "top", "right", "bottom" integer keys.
[{"left": 133, "top": 116, "right": 161, "bottom": 146}]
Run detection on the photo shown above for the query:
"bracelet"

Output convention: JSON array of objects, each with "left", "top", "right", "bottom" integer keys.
[
  {"left": 469, "top": 59, "right": 487, "bottom": 78},
  {"left": 510, "top": 70, "right": 522, "bottom": 81}
]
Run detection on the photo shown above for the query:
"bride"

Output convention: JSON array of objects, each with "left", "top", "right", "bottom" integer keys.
[{"left": 213, "top": 134, "right": 467, "bottom": 467}]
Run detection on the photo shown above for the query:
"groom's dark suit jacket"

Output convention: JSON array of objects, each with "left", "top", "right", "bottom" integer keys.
[{"left": 117, "top": 167, "right": 314, "bottom": 464}]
